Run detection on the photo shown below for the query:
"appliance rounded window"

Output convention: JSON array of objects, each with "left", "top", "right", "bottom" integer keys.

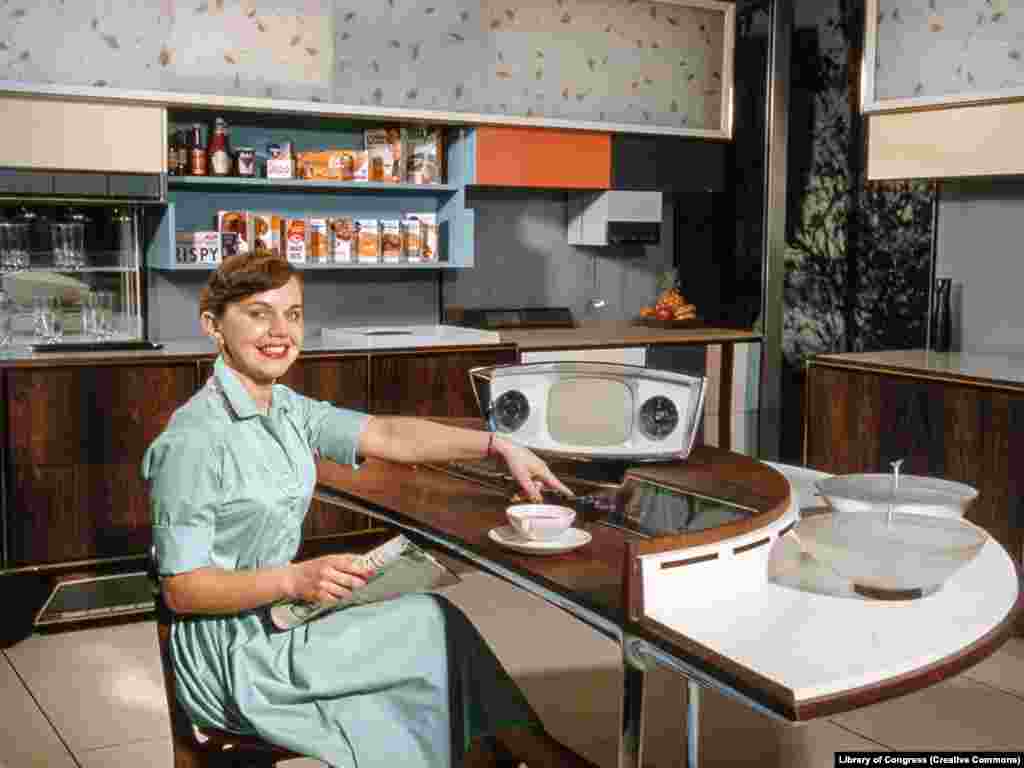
[
  {"left": 493, "top": 390, "right": 530, "bottom": 432},
  {"left": 638, "top": 395, "right": 679, "bottom": 440}
]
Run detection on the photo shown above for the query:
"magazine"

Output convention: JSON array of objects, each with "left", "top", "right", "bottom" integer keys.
[{"left": 269, "top": 535, "right": 460, "bottom": 631}]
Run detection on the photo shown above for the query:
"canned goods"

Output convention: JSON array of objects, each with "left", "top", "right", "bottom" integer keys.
[{"left": 236, "top": 147, "right": 256, "bottom": 177}]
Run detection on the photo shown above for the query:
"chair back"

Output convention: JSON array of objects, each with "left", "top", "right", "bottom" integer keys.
[{"left": 147, "top": 546, "right": 301, "bottom": 768}]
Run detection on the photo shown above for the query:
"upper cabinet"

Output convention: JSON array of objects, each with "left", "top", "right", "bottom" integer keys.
[
  {"left": 466, "top": 126, "right": 611, "bottom": 189},
  {"left": 0, "top": 95, "right": 163, "bottom": 175},
  {"left": 0, "top": 0, "right": 734, "bottom": 139},
  {"left": 863, "top": 0, "right": 1024, "bottom": 180}
]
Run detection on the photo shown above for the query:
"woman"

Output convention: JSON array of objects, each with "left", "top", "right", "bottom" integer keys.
[{"left": 142, "top": 254, "right": 590, "bottom": 768}]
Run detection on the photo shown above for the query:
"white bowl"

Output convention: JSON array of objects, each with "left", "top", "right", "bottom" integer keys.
[
  {"left": 506, "top": 504, "right": 576, "bottom": 541},
  {"left": 815, "top": 474, "right": 978, "bottom": 519},
  {"left": 794, "top": 511, "right": 987, "bottom": 594}
]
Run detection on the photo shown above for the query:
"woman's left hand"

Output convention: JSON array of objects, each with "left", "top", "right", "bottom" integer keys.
[{"left": 494, "top": 437, "right": 573, "bottom": 502}]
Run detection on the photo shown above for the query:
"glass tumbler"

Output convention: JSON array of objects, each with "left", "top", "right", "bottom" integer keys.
[
  {"left": 95, "top": 290, "right": 114, "bottom": 338},
  {"left": 51, "top": 222, "right": 85, "bottom": 269},
  {"left": 32, "top": 295, "right": 64, "bottom": 341},
  {"left": 0, "top": 221, "right": 30, "bottom": 271},
  {"left": 0, "top": 289, "right": 13, "bottom": 346}
]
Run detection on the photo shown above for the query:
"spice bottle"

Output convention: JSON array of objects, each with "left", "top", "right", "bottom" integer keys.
[
  {"left": 175, "top": 130, "right": 189, "bottom": 176},
  {"left": 208, "top": 117, "right": 231, "bottom": 177},
  {"left": 189, "top": 124, "right": 208, "bottom": 176},
  {"left": 167, "top": 132, "right": 179, "bottom": 176}
]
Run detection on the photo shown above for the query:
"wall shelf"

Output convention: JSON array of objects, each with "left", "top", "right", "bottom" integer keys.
[
  {"left": 152, "top": 110, "right": 476, "bottom": 271},
  {"left": 168, "top": 176, "right": 458, "bottom": 195}
]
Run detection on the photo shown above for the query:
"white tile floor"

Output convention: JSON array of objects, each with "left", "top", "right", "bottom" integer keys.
[{"left": 1, "top": 568, "right": 1022, "bottom": 768}]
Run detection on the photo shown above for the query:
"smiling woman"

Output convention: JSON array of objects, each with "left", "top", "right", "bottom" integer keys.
[{"left": 142, "top": 253, "right": 590, "bottom": 768}]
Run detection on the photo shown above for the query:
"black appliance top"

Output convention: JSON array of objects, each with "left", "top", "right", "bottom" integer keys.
[{"left": 446, "top": 306, "right": 576, "bottom": 330}]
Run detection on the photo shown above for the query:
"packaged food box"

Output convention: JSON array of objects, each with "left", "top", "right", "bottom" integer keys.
[
  {"left": 217, "top": 211, "right": 250, "bottom": 254},
  {"left": 296, "top": 149, "right": 358, "bottom": 181},
  {"left": 365, "top": 127, "right": 403, "bottom": 182},
  {"left": 221, "top": 231, "right": 241, "bottom": 258},
  {"left": 352, "top": 150, "right": 369, "bottom": 182},
  {"left": 402, "top": 215, "right": 422, "bottom": 262},
  {"left": 403, "top": 126, "right": 444, "bottom": 185},
  {"left": 308, "top": 217, "right": 330, "bottom": 264},
  {"left": 355, "top": 219, "right": 380, "bottom": 263},
  {"left": 380, "top": 219, "right": 402, "bottom": 263},
  {"left": 175, "top": 231, "right": 221, "bottom": 265},
  {"left": 330, "top": 217, "right": 355, "bottom": 263},
  {"left": 284, "top": 217, "right": 307, "bottom": 263},
  {"left": 417, "top": 213, "right": 438, "bottom": 262},
  {"left": 267, "top": 142, "right": 294, "bottom": 179},
  {"left": 251, "top": 212, "right": 282, "bottom": 256}
]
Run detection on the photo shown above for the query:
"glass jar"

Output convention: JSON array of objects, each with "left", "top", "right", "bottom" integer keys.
[{"left": 0, "top": 288, "right": 13, "bottom": 346}]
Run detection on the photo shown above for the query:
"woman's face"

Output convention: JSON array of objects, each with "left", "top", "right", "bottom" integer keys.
[{"left": 203, "top": 277, "right": 304, "bottom": 395}]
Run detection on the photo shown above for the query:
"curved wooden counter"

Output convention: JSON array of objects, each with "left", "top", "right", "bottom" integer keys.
[{"left": 315, "top": 447, "right": 1022, "bottom": 724}]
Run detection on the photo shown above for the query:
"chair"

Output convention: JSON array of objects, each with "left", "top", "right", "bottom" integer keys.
[{"left": 147, "top": 547, "right": 304, "bottom": 768}]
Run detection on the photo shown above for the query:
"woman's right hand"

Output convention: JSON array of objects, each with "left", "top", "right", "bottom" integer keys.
[{"left": 285, "top": 554, "right": 374, "bottom": 605}]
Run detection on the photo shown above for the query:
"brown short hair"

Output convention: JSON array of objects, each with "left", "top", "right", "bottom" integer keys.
[{"left": 199, "top": 254, "right": 303, "bottom": 319}]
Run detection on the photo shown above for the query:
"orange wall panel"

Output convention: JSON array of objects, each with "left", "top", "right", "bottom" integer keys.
[{"left": 474, "top": 126, "right": 611, "bottom": 189}]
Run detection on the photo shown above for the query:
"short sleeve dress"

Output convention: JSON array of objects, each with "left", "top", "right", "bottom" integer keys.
[{"left": 141, "top": 357, "right": 540, "bottom": 768}]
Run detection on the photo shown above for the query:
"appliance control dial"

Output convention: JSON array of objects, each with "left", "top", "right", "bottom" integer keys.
[
  {"left": 638, "top": 395, "right": 679, "bottom": 440},
  {"left": 492, "top": 390, "right": 530, "bottom": 432}
]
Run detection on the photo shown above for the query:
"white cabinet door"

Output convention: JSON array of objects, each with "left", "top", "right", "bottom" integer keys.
[{"left": 520, "top": 347, "right": 647, "bottom": 366}]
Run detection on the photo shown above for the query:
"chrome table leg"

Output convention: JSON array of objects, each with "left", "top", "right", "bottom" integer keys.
[{"left": 687, "top": 679, "right": 701, "bottom": 768}]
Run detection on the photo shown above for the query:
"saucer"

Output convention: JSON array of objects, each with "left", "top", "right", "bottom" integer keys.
[{"left": 488, "top": 525, "right": 592, "bottom": 555}]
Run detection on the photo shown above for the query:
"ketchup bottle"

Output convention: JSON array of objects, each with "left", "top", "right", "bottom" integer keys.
[{"left": 208, "top": 117, "right": 231, "bottom": 177}]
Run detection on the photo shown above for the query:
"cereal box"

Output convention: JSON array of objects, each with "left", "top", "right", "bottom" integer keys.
[
  {"left": 365, "top": 127, "right": 403, "bottom": 182},
  {"left": 284, "top": 218, "right": 307, "bottom": 263},
  {"left": 309, "top": 217, "right": 330, "bottom": 264},
  {"left": 217, "top": 211, "right": 250, "bottom": 253},
  {"left": 380, "top": 219, "right": 402, "bottom": 263},
  {"left": 297, "top": 149, "right": 358, "bottom": 181},
  {"left": 403, "top": 126, "right": 444, "bottom": 185},
  {"left": 329, "top": 217, "right": 355, "bottom": 263},
  {"left": 175, "top": 231, "right": 221, "bottom": 265},
  {"left": 266, "top": 142, "right": 294, "bottom": 179},
  {"left": 352, "top": 150, "right": 369, "bottom": 182},
  {"left": 417, "top": 213, "right": 438, "bottom": 262},
  {"left": 402, "top": 215, "right": 422, "bottom": 262},
  {"left": 356, "top": 219, "right": 380, "bottom": 263},
  {"left": 251, "top": 212, "right": 282, "bottom": 256}
]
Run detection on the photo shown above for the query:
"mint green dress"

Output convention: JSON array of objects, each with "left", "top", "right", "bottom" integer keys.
[{"left": 142, "top": 357, "right": 539, "bottom": 767}]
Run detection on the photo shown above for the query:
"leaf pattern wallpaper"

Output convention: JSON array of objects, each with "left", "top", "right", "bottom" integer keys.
[
  {"left": 874, "top": 0, "right": 1021, "bottom": 101},
  {"left": 0, "top": 0, "right": 728, "bottom": 132}
]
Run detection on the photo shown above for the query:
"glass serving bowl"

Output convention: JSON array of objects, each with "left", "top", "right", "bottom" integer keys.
[
  {"left": 793, "top": 511, "right": 987, "bottom": 595},
  {"left": 815, "top": 473, "right": 978, "bottom": 519}
]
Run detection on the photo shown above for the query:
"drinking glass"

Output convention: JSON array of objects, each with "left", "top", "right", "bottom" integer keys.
[
  {"left": 51, "top": 222, "right": 85, "bottom": 269},
  {"left": 0, "top": 289, "right": 13, "bottom": 346},
  {"left": 81, "top": 291, "right": 98, "bottom": 339},
  {"left": 32, "top": 295, "right": 63, "bottom": 341},
  {"left": 95, "top": 290, "right": 114, "bottom": 338},
  {"left": 1, "top": 221, "right": 30, "bottom": 271},
  {"left": 67, "top": 220, "right": 85, "bottom": 269}
]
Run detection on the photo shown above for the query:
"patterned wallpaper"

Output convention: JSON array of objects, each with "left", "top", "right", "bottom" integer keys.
[
  {"left": 873, "top": 0, "right": 1023, "bottom": 102},
  {"left": 0, "top": 0, "right": 729, "bottom": 134}
]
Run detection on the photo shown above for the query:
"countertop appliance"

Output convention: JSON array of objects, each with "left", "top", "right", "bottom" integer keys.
[
  {"left": 321, "top": 324, "right": 501, "bottom": 348},
  {"left": 445, "top": 306, "right": 576, "bottom": 330}
]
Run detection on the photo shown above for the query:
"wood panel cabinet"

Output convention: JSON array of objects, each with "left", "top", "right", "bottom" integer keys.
[
  {"left": 804, "top": 362, "right": 1024, "bottom": 568},
  {"left": 4, "top": 363, "right": 198, "bottom": 566},
  {"left": 369, "top": 347, "right": 518, "bottom": 416}
]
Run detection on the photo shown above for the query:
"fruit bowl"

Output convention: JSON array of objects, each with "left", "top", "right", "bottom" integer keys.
[
  {"left": 794, "top": 511, "right": 987, "bottom": 596},
  {"left": 634, "top": 315, "right": 703, "bottom": 329}
]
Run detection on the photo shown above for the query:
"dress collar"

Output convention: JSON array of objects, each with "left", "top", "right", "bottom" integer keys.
[{"left": 213, "top": 356, "right": 287, "bottom": 420}]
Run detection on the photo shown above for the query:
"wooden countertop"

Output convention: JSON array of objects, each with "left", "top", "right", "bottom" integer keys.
[
  {"left": 810, "top": 349, "right": 1024, "bottom": 392},
  {"left": 499, "top": 321, "right": 761, "bottom": 350},
  {"left": 0, "top": 323, "right": 760, "bottom": 367}
]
